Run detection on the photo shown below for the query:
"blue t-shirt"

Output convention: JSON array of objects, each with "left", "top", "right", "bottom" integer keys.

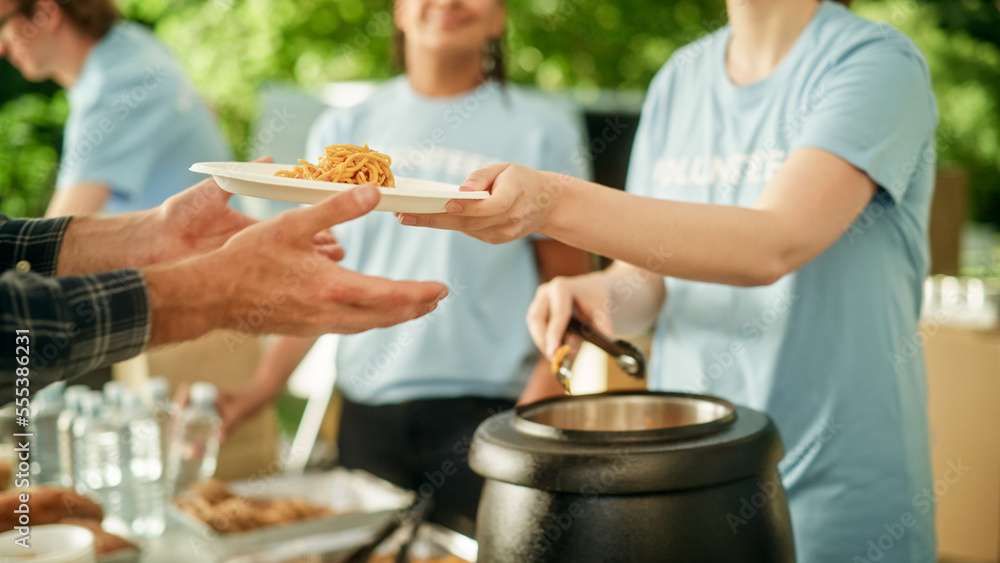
[
  {"left": 308, "top": 77, "right": 590, "bottom": 404},
  {"left": 625, "top": 3, "right": 937, "bottom": 562},
  {"left": 57, "top": 22, "right": 232, "bottom": 214}
]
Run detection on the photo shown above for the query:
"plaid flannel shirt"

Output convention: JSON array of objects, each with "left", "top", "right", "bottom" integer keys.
[{"left": 0, "top": 214, "right": 150, "bottom": 405}]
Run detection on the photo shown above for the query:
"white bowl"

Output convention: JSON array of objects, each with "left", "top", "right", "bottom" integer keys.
[{"left": 0, "top": 524, "right": 96, "bottom": 562}]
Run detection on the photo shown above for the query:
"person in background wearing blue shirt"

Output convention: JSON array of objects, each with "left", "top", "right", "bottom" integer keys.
[
  {"left": 0, "top": 0, "right": 231, "bottom": 216},
  {"left": 399, "top": 0, "right": 938, "bottom": 560},
  {"left": 219, "top": 0, "right": 592, "bottom": 536}
]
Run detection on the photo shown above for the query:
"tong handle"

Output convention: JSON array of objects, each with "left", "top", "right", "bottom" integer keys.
[
  {"left": 565, "top": 316, "right": 646, "bottom": 379},
  {"left": 566, "top": 317, "right": 624, "bottom": 359}
]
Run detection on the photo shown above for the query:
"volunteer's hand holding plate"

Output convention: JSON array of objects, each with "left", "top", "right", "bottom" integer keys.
[{"left": 395, "top": 163, "right": 552, "bottom": 244}]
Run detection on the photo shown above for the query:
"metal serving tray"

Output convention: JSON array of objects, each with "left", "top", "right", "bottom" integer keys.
[
  {"left": 372, "top": 522, "right": 479, "bottom": 562},
  {"left": 165, "top": 468, "right": 415, "bottom": 561},
  {"left": 217, "top": 522, "right": 478, "bottom": 562}
]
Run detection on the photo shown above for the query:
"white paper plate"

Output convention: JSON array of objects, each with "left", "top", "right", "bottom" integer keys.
[{"left": 190, "top": 162, "right": 488, "bottom": 213}]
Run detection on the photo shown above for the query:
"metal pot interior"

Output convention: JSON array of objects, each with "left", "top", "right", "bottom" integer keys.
[{"left": 519, "top": 393, "right": 734, "bottom": 433}]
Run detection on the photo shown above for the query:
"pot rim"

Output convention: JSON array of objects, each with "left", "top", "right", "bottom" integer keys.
[{"left": 513, "top": 390, "right": 737, "bottom": 443}]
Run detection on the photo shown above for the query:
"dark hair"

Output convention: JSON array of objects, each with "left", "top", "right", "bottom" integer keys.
[
  {"left": 18, "top": 0, "right": 121, "bottom": 39},
  {"left": 392, "top": 25, "right": 507, "bottom": 86},
  {"left": 830, "top": 0, "right": 852, "bottom": 6}
]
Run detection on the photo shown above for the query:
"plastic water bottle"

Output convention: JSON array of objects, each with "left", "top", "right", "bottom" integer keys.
[
  {"left": 56, "top": 385, "right": 90, "bottom": 487},
  {"left": 103, "top": 382, "right": 137, "bottom": 523},
  {"left": 73, "top": 392, "right": 125, "bottom": 517},
  {"left": 146, "top": 376, "right": 174, "bottom": 465},
  {"left": 121, "top": 393, "right": 166, "bottom": 537},
  {"left": 103, "top": 381, "right": 126, "bottom": 418},
  {"left": 28, "top": 382, "right": 65, "bottom": 486},
  {"left": 164, "top": 382, "right": 222, "bottom": 498}
]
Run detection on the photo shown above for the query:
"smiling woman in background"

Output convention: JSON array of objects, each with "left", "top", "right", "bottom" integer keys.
[
  {"left": 0, "top": 0, "right": 231, "bottom": 217},
  {"left": 220, "top": 0, "right": 592, "bottom": 536},
  {"left": 399, "top": 0, "right": 939, "bottom": 560}
]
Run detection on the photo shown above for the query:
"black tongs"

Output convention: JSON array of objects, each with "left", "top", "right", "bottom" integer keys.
[
  {"left": 343, "top": 496, "right": 432, "bottom": 563},
  {"left": 554, "top": 316, "right": 647, "bottom": 393}
]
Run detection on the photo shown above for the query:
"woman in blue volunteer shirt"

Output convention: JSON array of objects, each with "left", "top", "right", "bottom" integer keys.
[
  {"left": 221, "top": 0, "right": 591, "bottom": 535},
  {"left": 398, "top": 0, "right": 938, "bottom": 560},
  {"left": 0, "top": 0, "right": 231, "bottom": 216}
]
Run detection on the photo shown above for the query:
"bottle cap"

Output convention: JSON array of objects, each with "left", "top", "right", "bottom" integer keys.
[
  {"left": 33, "top": 381, "right": 65, "bottom": 413},
  {"left": 121, "top": 392, "right": 145, "bottom": 415},
  {"left": 103, "top": 381, "right": 124, "bottom": 406},
  {"left": 80, "top": 392, "right": 103, "bottom": 416},
  {"left": 147, "top": 376, "right": 169, "bottom": 401},
  {"left": 63, "top": 385, "right": 90, "bottom": 412},
  {"left": 189, "top": 382, "right": 218, "bottom": 409}
]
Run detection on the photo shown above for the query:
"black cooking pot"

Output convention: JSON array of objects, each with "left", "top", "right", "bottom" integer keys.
[{"left": 469, "top": 391, "right": 795, "bottom": 562}]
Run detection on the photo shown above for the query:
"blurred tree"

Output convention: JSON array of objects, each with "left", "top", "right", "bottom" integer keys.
[
  {"left": 854, "top": 0, "right": 1000, "bottom": 225},
  {"left": 914, "top": 0, "right": 1000, "bottom": 224},
  {"left": 0, "top": 62, "right": 63, "bottom": 218},
  {"left": 1, "top": 0, "right": 998, "bottom": 226}
]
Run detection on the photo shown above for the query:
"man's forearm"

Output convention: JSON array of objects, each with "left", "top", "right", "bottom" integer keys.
[{"left": 56, "top": 211, "right": 159, "bottom": 276}]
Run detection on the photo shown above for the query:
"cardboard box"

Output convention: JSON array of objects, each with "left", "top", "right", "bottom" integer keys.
[{"left": 924, "top": 324, "right": 1000, "bottom": 562}]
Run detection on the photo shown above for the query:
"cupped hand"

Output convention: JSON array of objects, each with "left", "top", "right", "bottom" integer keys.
[
  {"left": 212, "top": 184, "right": 449, "bottom": 336},
  {"left": 527, "top": 272, "right": 614, "bottom": 358},
  {"left": 395, "top": 163, "right": 564, "bottom": 244},
  {"left": 153, "top": 175, "right": 256, "bottom": 264}
]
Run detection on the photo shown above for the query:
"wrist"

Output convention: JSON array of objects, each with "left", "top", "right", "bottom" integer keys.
[
  {"left": 540, "top": 171, "right": 579, "bottom": 240},
  {"left": 58, "top": 211, "right": 158, "bottom": 275},
  {"left": 143, "top": 255, "right": 233, "bottom": 347}
]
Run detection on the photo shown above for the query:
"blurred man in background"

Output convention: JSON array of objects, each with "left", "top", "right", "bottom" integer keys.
[{"left": 0, "top": 0, "right": 231, "bottom": 217}]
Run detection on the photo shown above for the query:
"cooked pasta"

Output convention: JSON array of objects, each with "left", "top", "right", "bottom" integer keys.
[{"left": 274, "top": 143, "right": 395, "bottom": 187}]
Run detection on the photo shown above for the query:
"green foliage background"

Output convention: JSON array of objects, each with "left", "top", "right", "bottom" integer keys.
[{"left": 2, "top": 0, "right": 998, "bottom": 223}]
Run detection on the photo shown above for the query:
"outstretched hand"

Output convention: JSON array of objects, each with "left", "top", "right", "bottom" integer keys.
[{"left": 145, "top": 184, "right": 449, "bottom": 346}]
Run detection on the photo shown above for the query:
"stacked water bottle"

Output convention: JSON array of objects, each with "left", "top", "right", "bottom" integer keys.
[{"left": 28, "top": 378, "right": 223, "bottom": 538}]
